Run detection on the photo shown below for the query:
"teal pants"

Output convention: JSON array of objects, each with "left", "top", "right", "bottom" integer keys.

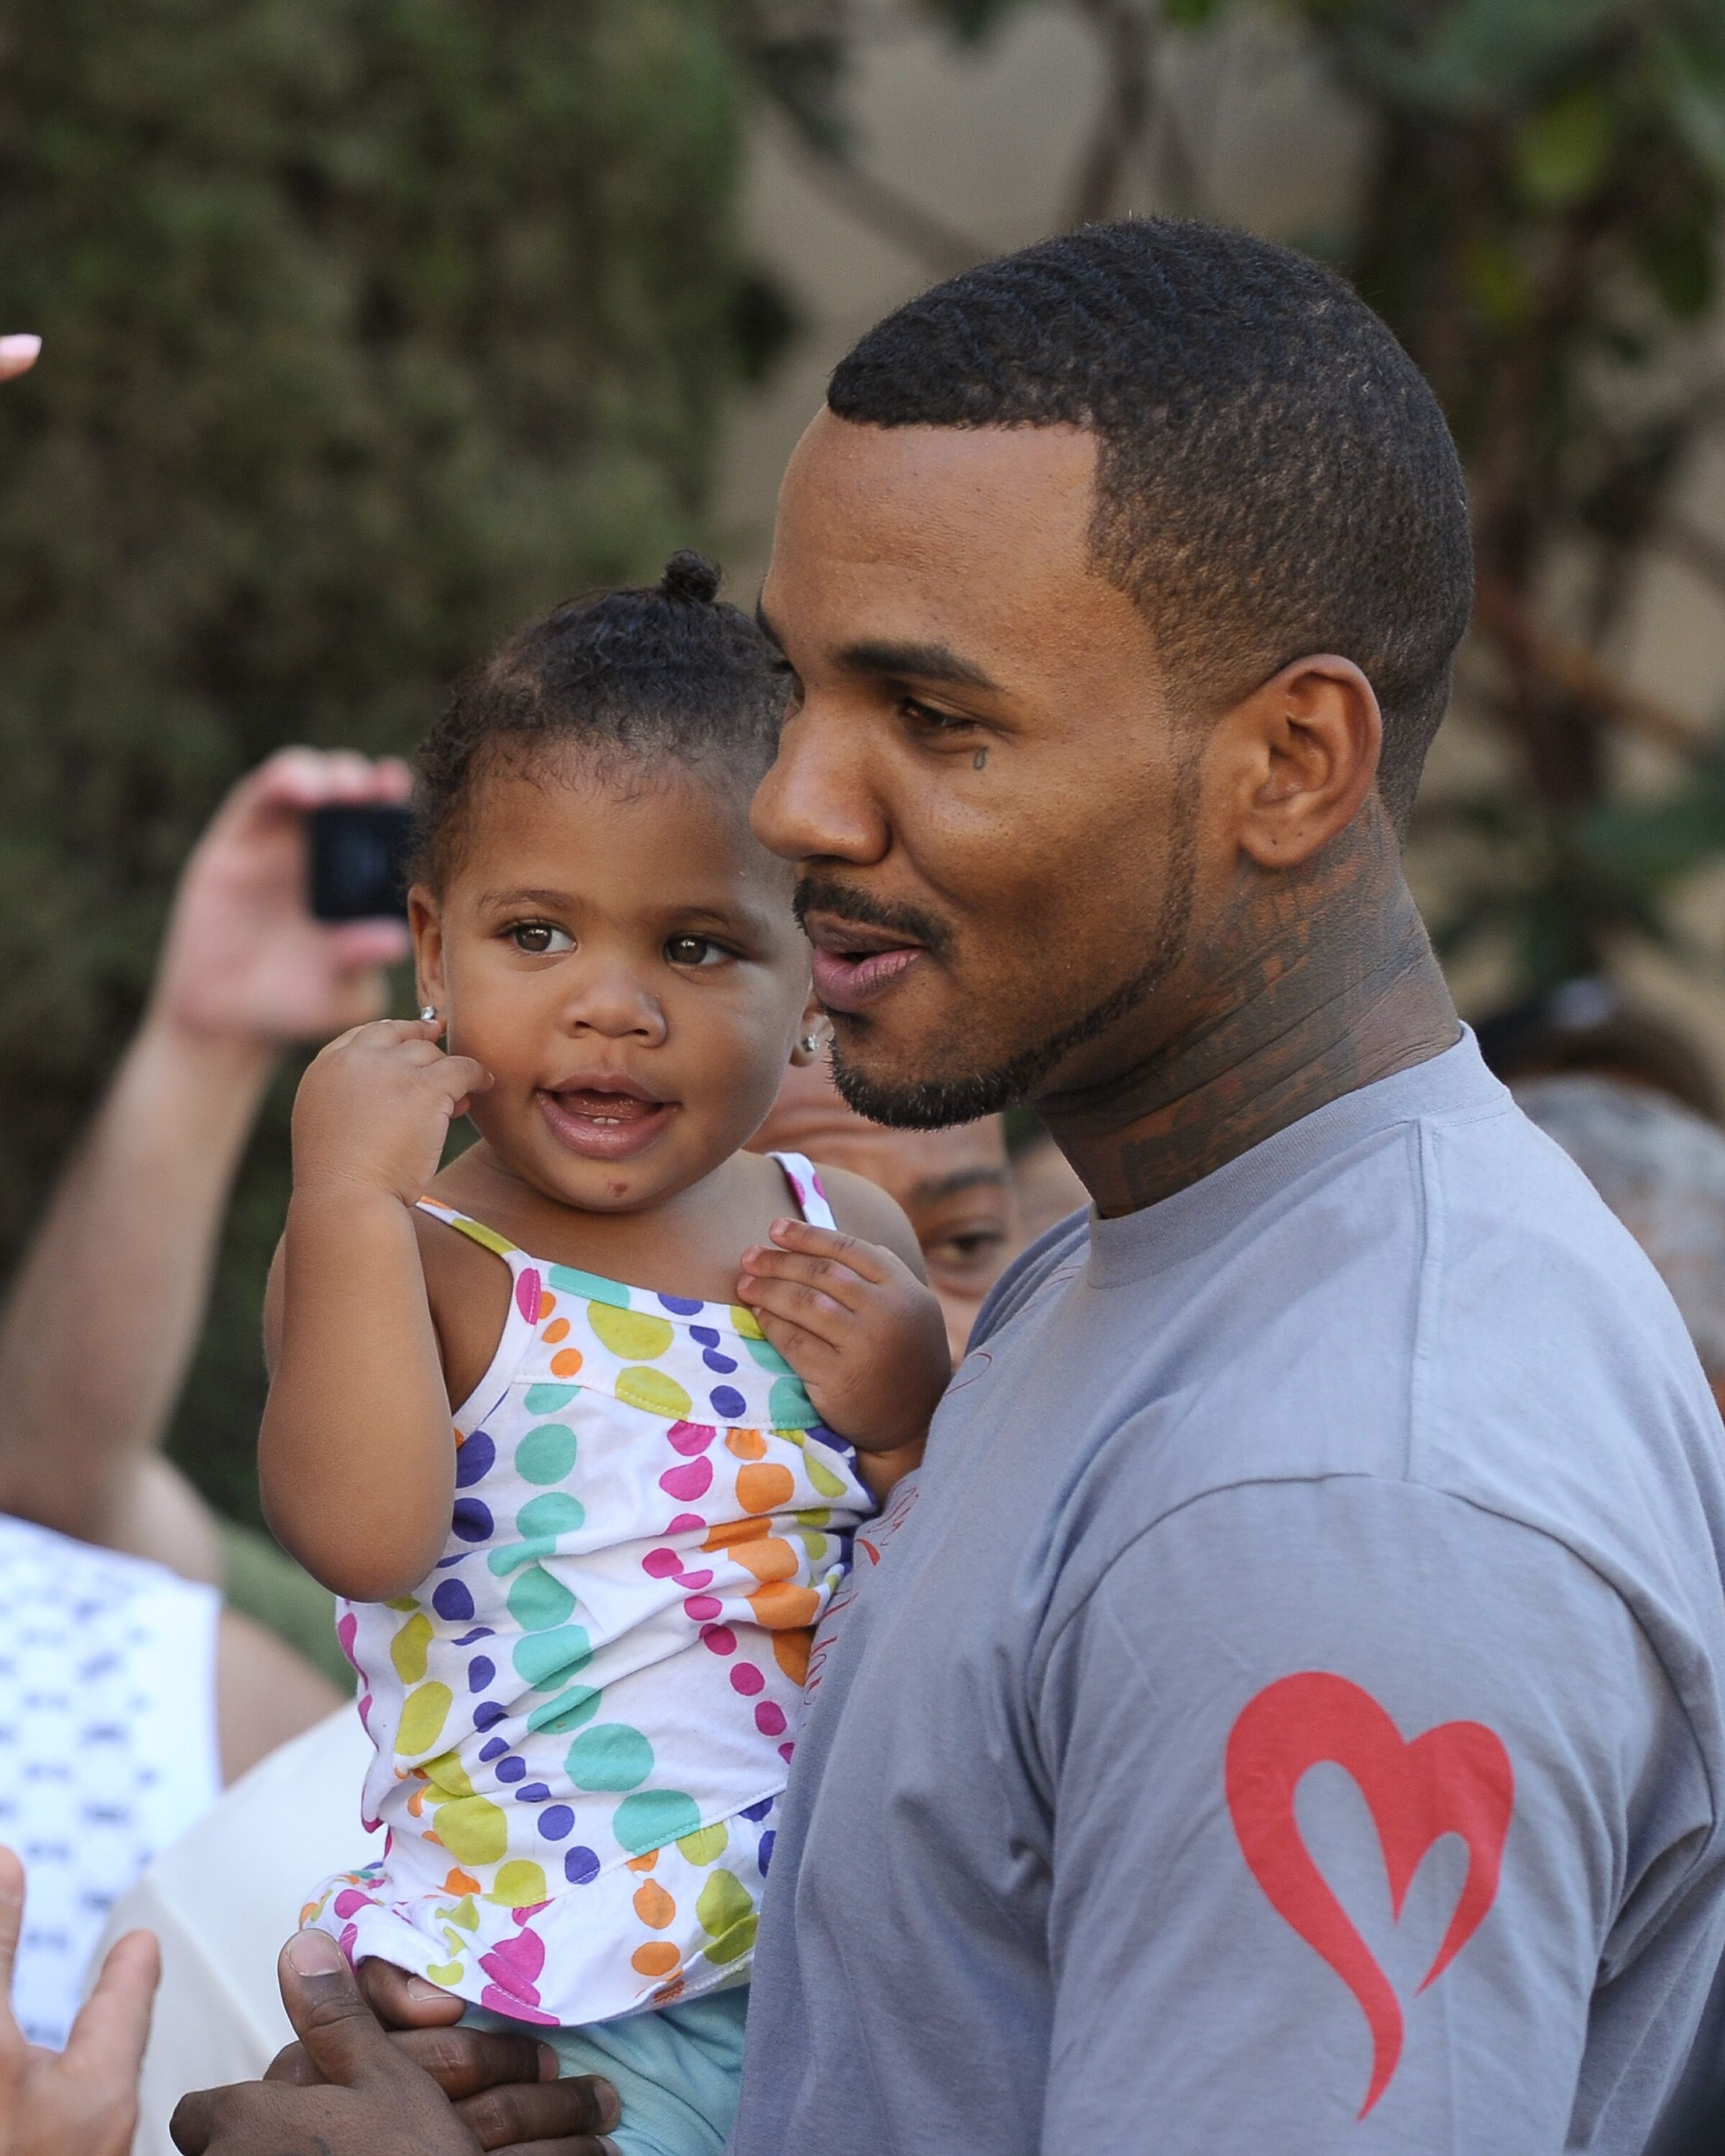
[{"left": 464, "top": 1989, "right": 749, "bottom": 2156}]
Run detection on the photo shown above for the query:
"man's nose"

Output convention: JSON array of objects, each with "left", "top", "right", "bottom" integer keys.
[{"left": 751, "top": 704, "right": 890, "bottom": 867}]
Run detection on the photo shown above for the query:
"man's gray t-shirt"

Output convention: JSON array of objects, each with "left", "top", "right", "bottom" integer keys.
[{"left": 731, "top": 1036, "right": 1725, "bottom": 2154}]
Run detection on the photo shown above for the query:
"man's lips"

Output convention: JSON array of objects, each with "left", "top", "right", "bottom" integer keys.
[
  {"left": 535, "top": 1082, "right": 677, "bottom": 1160},
  {"left": 802, "top": 913, "right": 926, "bottom": 1015}
]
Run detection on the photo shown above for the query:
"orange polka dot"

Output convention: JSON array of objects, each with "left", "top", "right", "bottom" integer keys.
[
  {"left": 731, "top": 1535, "right": 799, "bottom": 1585},
  {"left": 651, "top": 1976, "right": 686, "bottom": 2005},
  {"left": 550, "top": 1348, "right": 584, "bottom": 1378},
  {"left": 543, "top": 1317, "right": 571, "bottom": 1344},
  {"left": 704, "top": 1516, "right": 770, "bottom": 1554},
  {"left": 772, "top": 1627, "right": 813, "bottom": 1686},
  {"left": 631, "top": 1943, "right": 681, "bottom": 1978},
  {"left": 443, "top": 1868, "right": 481, "bottom": 1895},
  {"left": 407, "top": 1786, "right": 428, "bottom": 1818},
  {"left": 538, "top": 1291, "right": 556, "bottom": 1322},
  {"left": 632, "top": 1881, "right": 676, "bottom": 1929},
  {"left": 725, "top": 1427, "right": 767, "bottom": 1460},
  {"left": 626, "top": 1849, "right": 659, "bottom": 1874},
  {"left": 750, "top": 1582, "right": 822, "bottom": 1630},
  {"left": 737, "top": 1462, "right": 796, "bottom": 1515},
  {"left": 423, "top": 1830, "right": 445, "bottom": 1848}
]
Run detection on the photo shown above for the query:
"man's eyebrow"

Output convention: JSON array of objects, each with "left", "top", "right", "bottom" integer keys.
[
  {"left": 836, "top": 639, "right": 999, "bottom": 691},
  {"left": 908, "top": 1165, "right": 1010, "bottom": 1207}
]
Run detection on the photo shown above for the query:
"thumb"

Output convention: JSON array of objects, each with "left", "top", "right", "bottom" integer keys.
[{"left": 277, "top": 1929, "right": 402, "bottom": 2090}]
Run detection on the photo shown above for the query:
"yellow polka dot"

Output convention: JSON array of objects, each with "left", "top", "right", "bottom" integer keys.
[
  {"left": 677, "top": 1823, "right": 730, "bottom": 1865},
  {"left": 390, "top": 1613, "right": 433, "bottom": 1685},
  {"left": 488, "top": 1861, "right": 549, "bottom": 1908},
  {"left": 617, "top": 1366, "right": 693, "bottom": 1419},
  {"left": 588, "top": 1304, "right": 675, "bottom": 1360},
  {"left": 730, "top": 1304, "right": 765, "bottom": 1340},
  {"left": 396, "top": 1682, "right": 453, "bottom": 1756},
  {"left": 431, "top": 1795, "right": 508, "bottom": 1866}
]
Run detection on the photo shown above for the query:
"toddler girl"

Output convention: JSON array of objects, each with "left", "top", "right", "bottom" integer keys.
[{"left": 264, "top": 554, "right": 951, "bottom": 2156}]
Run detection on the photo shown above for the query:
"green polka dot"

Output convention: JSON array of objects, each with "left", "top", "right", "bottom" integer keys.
[
  {"left": 424, "top": 1749, "right": 474, "bottom": 1797},
  {"left": 565, "top": 1722, "right": 654, "bottom": 1792},
  {"left": 443, "top": 1896, "right": 478, "bottom": 1931},
  {"left": 507, "top": 1563, "right": 576, "bottom": 1633},
  {"left": 794, "top": 1507, "right": 832, "bottom": 1527},
  {"left": 588, "top": 1304, "right": 675, "bottom": 1360},
  {"left": 516, "top": 1422, "right": 578, "bottom": 1484},
  {"left": 524, "top": 1384, "right": 578, "bottom": 1416},
  {"left": 696, "top": 1871, "right": 758, "bottom": 1965},
  {"left": 617, "top": 1366, "right": 693, "bottom": 1419},
  {"left": 769, "top": 1376, "right": 814, "bottom": 1427},
  {"left": 433, "top": 1794, "right": 507, "bottom": 1866},
  {"left": 548, "top": 1266, "right": 629, "bottom": 1307},
  {"left": 804, "top": 1450, "right": 849, "bottom": 1500},
  {"left": 512, "top": 1623, "right": 591, "bottom": 1690},
  {"left": 613, "top": 1788, "right": 702, "bottom": 1856},
  {"left": 527, "top": 1685, "right": 601, "bottom": 1736},
  {"left": 395, "top": 1681, "right": 452, "bottom": 1756},
  {"left": 742, "top": 1334, "right": 795, "bottom": 1376},
  {"left": 800, "top": 1531, "right": 831, "bottom": 1564},
  {"left": 488, "top": 1860, "right": 548, "bottom": 1909},
  {"left": 383, "top": 1594, "right": 418, "bottom": 1612},
  {"left": 676, "top": 1823, "right": 729, "bottom": 1866},
  {"left": 518, "top": 1492, "right": 585, "bottom": 1538},
  {"left": 390, "top": 1614, "right": 433, "bottom": 1685}
]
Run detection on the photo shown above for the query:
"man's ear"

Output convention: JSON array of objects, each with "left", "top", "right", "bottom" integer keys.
[
  {"left": 1226, "top": 655, "right": 1384, "bottom": 870},
  {"left": 790, "top": 998, "right": 830, "bottom": 1068},
  {"left": 408, "top": 887, "right": 446, "bottom": 1015}
]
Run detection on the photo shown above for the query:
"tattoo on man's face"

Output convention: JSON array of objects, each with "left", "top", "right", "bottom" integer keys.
[{"left": 972, "top": 747, "right": 988, "bottom": 771}]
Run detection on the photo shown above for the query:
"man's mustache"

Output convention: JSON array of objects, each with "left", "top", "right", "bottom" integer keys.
[{"left": 793, "top": 875, "right": 954, "bottom": 964}]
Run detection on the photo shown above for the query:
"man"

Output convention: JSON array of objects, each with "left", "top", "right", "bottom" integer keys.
[{"left": 178, "top": 220, "right": 1725, "bottom": 2154}]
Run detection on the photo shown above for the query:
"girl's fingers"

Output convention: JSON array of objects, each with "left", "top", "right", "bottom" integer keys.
[
  {"left": 748, "top": 1305, "right": 837, "bottom": 1373},
  {"left": 765, "top": 1217, "right": 896, "bottom": 1286},
  {"left": 738, "top": 1275, "right": 850, "bottom": 1356},
  {"left": 441, "top": 1056, "right": 492, "bottom": 1099},
  {"left": 736, "top": 1244, "right": 874, "bottom": 1317}
]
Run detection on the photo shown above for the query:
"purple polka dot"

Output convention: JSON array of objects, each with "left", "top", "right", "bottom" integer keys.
[
  {"left": 685, "top": 1594, "right": 722, "bottom": 1622},
  {"left": 658, "top": 1293, "right": 704, "bottom": 1315},
  {"left": 758, "top": 1829, "right": 776, "bottom": 1874},
  {"left": 468, "top": 1656, "right": 495, "bottom": 1693},
  {"left": 704, "top": 1352, "right": 739, "bottom": 1377},
  {"left": 730, "top": 1664, "right": 765, "bottom": 1696},
  {"left": 708, "top": 1386, "right": 746, "bottom": 1419},
  {"left": 539, "top": 1806, "right": 574, "bottom": 1841},
  {"left": 433, "top": 1580, "right": 475, "bottom": 1623},
  {"left": 755, "top": 1700, "right": 788, "bottom": 1738},
  {"left": 454, "top": 1432, "right": 495, "bottom": 1488},
  {"left": 479, "top": 1736, "right": 509, "bottom": 1762},
  {"left": 690, "top": 1325, "right": 720, "bottom": 1348},
  {"left": 452, "top": 1627, "right": 494, "bottom": 1646},
  {"left": 700, "top": 1624, "right": 737, "bottom": 1656},
  {"left": 474, "top": 1701, "right": 507, "bottom": 1733},
  {"left": 451, "top": 1498, "right": 493, "bottom": 1543},
  {"left": 564, "top": 1846, "right": 601, "bottom": 1886},
  {"left": 496, "top": 1755, "right": 527, "bottom": 1784},
  {"left": 740, "top": 1796, "right": 773, "bottom": 1822},
  {"left": 641, "top": 1547, "right": 683, "bottom": 1579},
  {"left": 513, "top": 1782, "right": 552, "bottom": 1802}
]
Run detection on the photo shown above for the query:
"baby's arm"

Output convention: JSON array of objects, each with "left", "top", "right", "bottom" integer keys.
[
  {"left": 259, "top": 1017, "right": 491, "bottom": 1601},
  {"left": 736, "top": 1168, "right": 949, "bottom": 1502}
]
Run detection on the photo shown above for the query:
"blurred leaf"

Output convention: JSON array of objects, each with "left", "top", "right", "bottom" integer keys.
[
  {"left": 1636, "top": 194, "right": 1718, "bottom": 316},
  {"left": 1514, "top": 83, "right": 1616, "bottom": 206}
]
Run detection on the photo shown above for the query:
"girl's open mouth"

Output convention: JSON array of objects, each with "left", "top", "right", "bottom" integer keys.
[{"left": 535, "top": 1084, "right": 677, "bottom": 1160}]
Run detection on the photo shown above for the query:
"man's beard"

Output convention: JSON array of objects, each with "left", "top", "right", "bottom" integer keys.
[{"left": 797, "top": 819, "right": 1199, "bottom": 1130}]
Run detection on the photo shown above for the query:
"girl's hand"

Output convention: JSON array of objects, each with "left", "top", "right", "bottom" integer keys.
[
  {"left": 291, "top": 1018, "right": 492, "bottom": 1207},
  {"left": 736, "top": 1219, "right": 951, "bottom": 1467}
]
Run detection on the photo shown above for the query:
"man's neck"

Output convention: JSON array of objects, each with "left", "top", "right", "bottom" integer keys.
[{"left": 1039, "top": 820, "right": 1460, "bottom": 1218}]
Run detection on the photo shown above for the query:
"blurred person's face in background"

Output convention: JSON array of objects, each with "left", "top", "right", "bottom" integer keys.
[{"left": 751, "top": 1056, "right": 1018, "bottom": 1360}]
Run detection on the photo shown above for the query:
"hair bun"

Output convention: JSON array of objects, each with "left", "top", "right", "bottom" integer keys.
[{"left": 658, "top": 550, "right": 723, "bottom": 606}]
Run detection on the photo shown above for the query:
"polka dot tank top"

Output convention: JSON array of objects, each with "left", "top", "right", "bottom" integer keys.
[{"left": 302, "top": 1153, "right": 872, "bottom": 2028}]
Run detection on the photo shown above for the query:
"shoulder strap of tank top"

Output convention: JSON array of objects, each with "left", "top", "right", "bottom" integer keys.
[
  {"left": 413, "top": 1195, "right": 523, "bottom": 1263},
  {"left": 768, "top": 1151, "right": 837, "bottom": 1233}
]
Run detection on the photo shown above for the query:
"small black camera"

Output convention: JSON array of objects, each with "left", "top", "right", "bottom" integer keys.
[{"left": 308, "top": 803, "right": 413, "bottom": 922}]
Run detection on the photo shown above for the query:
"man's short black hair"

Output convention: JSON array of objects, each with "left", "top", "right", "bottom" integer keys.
[{"left": 827, "top": 218, "right": 1472, "bottom": 832}]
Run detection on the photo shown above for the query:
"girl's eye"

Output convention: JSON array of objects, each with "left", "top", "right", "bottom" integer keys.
[
  {"left": 510, "top": 922, "right": 574, "bottom": 955},
  {"left": 666, "top": 934, "right": 728, "bottom": 969}
]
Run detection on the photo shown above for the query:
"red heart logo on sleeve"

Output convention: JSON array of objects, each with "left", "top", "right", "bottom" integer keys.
[{"left": 1225, "top": 1671, "right": 1514, "bottom": 2118}]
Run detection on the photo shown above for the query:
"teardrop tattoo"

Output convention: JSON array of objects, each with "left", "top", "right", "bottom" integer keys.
[{"left": 973, "top": 747, "right": 988, "bottom": 771}]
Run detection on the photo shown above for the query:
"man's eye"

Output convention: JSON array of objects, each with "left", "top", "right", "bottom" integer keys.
[
  {"left": 901, "top": 696, "right": 975, "bottom": 735},
  {"left": 666, "top": 934, "right": 729, "bottom": 968},
  {"left": 510, "top": 922, "right": 574, "bottom": 954}
]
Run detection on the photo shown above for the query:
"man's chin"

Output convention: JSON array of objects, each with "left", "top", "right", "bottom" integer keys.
[{"left": 828, "top": 1023, "right": 1049, "bottom": 1130}]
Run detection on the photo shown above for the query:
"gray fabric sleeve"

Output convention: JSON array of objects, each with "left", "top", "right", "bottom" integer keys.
[{"left": 1031, "top": 1478, "right": 1717, "bottom": 2155}]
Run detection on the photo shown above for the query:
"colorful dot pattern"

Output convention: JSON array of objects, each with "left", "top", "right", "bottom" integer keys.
[{"left": 303, "top": 1154, "right": 870, "bottom": 2027}]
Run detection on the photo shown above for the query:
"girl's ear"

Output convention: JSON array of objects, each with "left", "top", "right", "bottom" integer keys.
[
  {"left": 408, "top": 887, "right": 446, "bottom": 1018},
  {"left": 789, "top": 999, "right": 830, "bottom": 1068}
]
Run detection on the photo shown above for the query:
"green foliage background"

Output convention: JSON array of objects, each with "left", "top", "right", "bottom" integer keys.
[{"left": 0, "top": 0, "right": 755, "bottom": 1520}]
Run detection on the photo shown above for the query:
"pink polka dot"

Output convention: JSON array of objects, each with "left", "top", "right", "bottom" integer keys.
[
  {"left": 515, "top": 1268, "right": 543, "bottom": 1324},
  {"left": 339, "top": 1923, "right": 359, "bottom": 1959},
  {"left": 666, "top": 1513, "right": 705, "bottom": 1534},
  {"left": 755, "top": 1700, "right": 788, "bottom": 1738},
  {"left": 701, "top": 1624, "right": 737, "bottom": 1656},
  {"left": 660, "top": 1458, "right": 713, "bottom": 1503},
  {"left": 333, "top": 1889, "right": 369, "bottom": 1919},
  {"left": 673, "top": 1568, "right": 713, "bottom": 1590},
  {"left": 730, "top": 1664, "right": 765, "bottom": 1697},
  {"left": 641, "top": 1547, "right": 682, "bottom": 1579},
  {"left": 778, "top": 1741, "right": 796, "bottom": 1764},
  {"left": 336, "top": 1612, "right": 359, "bottom": 1667},
  {"left": 667, "top": 1421, "right": 717, "bottom": 1457},
  {"left": 685, "top": 1594, "right": 723, "bottom": 1622}
]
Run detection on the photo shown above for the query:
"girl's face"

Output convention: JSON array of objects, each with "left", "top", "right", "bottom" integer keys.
[{"left": 412, "top": 755, "right": 813, "bottom": 1215}]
